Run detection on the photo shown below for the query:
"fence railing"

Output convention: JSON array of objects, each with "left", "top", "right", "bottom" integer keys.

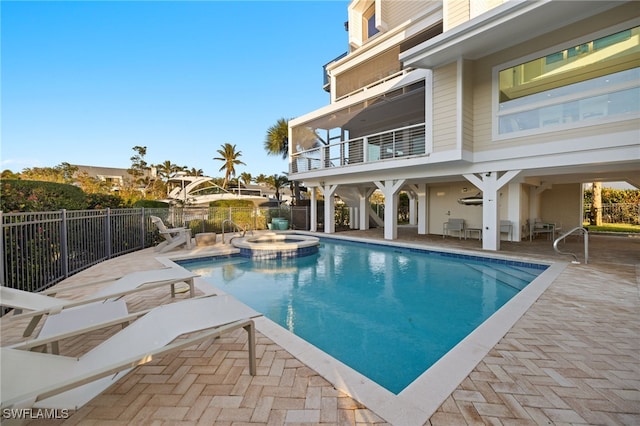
[
  {"left": 583, "top": 203, "right": 640, "bottom": 225},
  {"left": 1, "top": 206, "right": 309, "bottom": 293}
]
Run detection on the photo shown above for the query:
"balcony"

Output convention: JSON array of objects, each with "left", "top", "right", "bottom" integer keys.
[{"left": 290, "top": 123, "right": 426, "bottom": 174}]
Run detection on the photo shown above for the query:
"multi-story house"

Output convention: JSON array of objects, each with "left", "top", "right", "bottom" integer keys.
[{"left": 288, "top": 0, "right": 639, "bottom": 251}]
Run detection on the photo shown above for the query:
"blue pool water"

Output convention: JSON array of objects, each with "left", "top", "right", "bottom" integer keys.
[{"left": 178, "top": 238, "right": 546, "bottom": 394}]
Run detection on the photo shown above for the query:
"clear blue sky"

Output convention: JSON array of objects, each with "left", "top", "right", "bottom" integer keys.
[{"left": 1, "top": 0, "right": 349, "bottom": 178}]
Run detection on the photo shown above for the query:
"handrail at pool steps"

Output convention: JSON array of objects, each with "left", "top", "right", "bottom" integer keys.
[
  {"left": 221, "top": 219, "right": 249, "bottom": 244},
  {"left": 553, "top": 226, "right": 589, "bottom": 264}
]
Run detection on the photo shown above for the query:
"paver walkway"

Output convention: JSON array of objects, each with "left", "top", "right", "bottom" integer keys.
[{"left": 1, "top": 230, "right": 638, "bottom": 425}]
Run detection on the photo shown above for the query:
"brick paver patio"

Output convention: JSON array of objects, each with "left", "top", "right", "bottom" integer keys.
[{"left": 1, "top": 229, "right": 638, "bottom": 425}]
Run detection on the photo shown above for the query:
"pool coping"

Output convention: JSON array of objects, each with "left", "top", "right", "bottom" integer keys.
[{"left": 162, "top": 233, "right": 568, "bottom": 426}]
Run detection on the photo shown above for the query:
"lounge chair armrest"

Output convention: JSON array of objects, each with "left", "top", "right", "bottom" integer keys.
[{"left": 10, "top": 276, "right": 199, "bottom": 321}]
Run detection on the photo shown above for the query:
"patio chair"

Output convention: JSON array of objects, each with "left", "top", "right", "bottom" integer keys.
[
  {"left": 1, "top": 268, "right": 198, "bottom": 338},
  {"left": 1, "top": 294, "right": 260, "bottom": 410},
  {"left": 443, "top": 218, "right": 465, "bottom": 239},
  {"left": 150, "top": 216, "right": 192, "bottom": 252}
]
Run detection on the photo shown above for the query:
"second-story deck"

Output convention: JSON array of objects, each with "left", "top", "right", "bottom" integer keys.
[{"left": 290, "top": 123, "right": 426, "bottom": 174}]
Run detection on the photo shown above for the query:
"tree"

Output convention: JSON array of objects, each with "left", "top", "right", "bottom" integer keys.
[
  {"left": 254, "top": 174, "right": 268, "bottom": 185},
  {"left": 1, "top": 169, "right": 20, "bottom": 180},
  {"left": 213, "top": 143, "right": 245, "bottom": 189},
  {"left": 128, "top": 146, "right": 149, "bottom": 182},
  {"left": 20, "top": 163, "right": 78, "bottom": 184},
  {"left": 264, "top": 118, "right": 304, "bottom": 204},
  {"left": 264, "top": 118, "right": 290, "bottom": 159},
  {"left": 239, "top": 172, "right": 252, "bottom": 187},
  {"left": 186, "top": 168, "right": 204, "bottom": 176},
  {"left": 75, "top": 171, "right": 110, "bottom": 194},
  {"left": 266, "top": 174, "right": 289, "bottom": 201},
  {"left": 155, "top": 161, "right": 185, "bottom": 182},
  {"left": 591, "top": 182, "right": 602, "bottom": 226}
]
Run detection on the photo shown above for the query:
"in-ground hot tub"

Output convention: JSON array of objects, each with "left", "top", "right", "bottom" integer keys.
[{"left": 231, "top": 233, "right": 320, "bottom": 259}]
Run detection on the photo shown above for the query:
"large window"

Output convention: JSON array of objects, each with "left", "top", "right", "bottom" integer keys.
[{"left": 497, "top": 26, "right": 639, "bottom": 135}]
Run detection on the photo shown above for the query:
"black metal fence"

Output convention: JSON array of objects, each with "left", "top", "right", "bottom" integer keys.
[
  {"left": 583, "top": 203, "right": 640, "bottom": 225},
  {"left": 1, "top": 206, "right": 310, "bottom": 293}
]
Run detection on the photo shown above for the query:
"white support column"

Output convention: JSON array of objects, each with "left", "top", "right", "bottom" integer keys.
[
  {"left": 309, "top": 187, "right": 317, "bottom": 232},
  {"left": 358, "top": 187, "right": 374, "bottom": 231},
  {"left": 417, "top": 184, "right": 429, "bottom": 235},
  {"left": 464, "top": 170, "right": 521, "bottom": 251},
  {"left": 320, "top": 184, "right": 338, "bottom": 234},
  {"left": 407, "top": 184, "right": 429, "bottom": 234},
  {"left": 374, "top": 179, "right": 405, "bottom": 240},
  {"left": 408, "top": 192, "right": 417, "bottom": 225},
  {"left": 349, "top": 207, "right": 358, "bottom": 229},
  {"left": 507, "top": 182, "right": 520, "bottom": 241}
]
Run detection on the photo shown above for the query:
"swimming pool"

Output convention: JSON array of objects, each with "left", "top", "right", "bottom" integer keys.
[{"left": 178, "top": 237, "right": 547, "bottom": 394}]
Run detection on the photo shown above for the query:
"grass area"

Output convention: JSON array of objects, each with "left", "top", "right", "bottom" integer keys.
[{"left": 582, "top": 223, "right": 640, "bottom": 233}]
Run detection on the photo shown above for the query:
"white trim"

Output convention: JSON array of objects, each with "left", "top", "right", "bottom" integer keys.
[
  {"left": 456, "top": 58, "right": 463, "bottom": 152},
  {"left": 425, "top": 70, "right": 434, "bottom": 155}
]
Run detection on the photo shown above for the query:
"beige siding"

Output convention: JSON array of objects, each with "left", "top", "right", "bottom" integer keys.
[
  {"left": 428, "top": 182, "right": 482, "bottom": 234},
  {"left": 432, "top": 62, "right": 458, "bottom": 153},
  {"left": 470, "top": 0, "right": 505, "bottom": 20},
  {"left": 540, "top": 184, "right": 582, "bottom": 229},
  {"left": 471, "top": 3, "right": 639, "bottom": 152},
  {"left": 443, "top": 0, "right": 469, "bottom": 31},
  {"left": 462, "top": 60, "right": 474, "bottom": 152},
  {"left": 381, "top": 1, "right": 438, "bottom": 29}
]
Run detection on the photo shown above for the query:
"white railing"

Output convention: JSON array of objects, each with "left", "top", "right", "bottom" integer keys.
[
  {"left": 290, "top": 123, "right": 426, "bottom": 174},
  {"left": 553, "top": 227, "right": 589, "bottom": 264}
]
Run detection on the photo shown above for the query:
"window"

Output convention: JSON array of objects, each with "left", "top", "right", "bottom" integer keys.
[
  {"left": 497, "top": 26, "right": 639, "bottom": 135},
  {"left": 363, "top": 3, "right": 378, "bottom": 40}
]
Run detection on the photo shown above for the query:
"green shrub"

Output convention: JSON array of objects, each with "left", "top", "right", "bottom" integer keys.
[
  {"left": 187, "top": 219, "right": 219, "bottom": 234},
  {"left": 210, "top": 199, "right": 255, "bottom": 208},
  {"left": 86, "top": 193, "right": 127, "bottom": 209},
  {"left": 134, "top": 199, "right": 171, "bottom": 208},
  {"left": 0, "top": 180, "right": 87, "bottom": 212}
]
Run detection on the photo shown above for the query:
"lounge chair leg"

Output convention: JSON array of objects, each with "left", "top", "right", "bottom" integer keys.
[
  {"left": 188, "top": 278, "right": 195, "bottom": 298},
  {"left": 245, "top": 322, "right": 256, "bottom": 376},
  {"left": 23, "top": 315, "right": 43, "bottom": 337}
]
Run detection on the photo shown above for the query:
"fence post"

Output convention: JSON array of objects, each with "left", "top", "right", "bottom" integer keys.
[
  {"left": 105, "top": 208, "right": 112, "bottom": 258},
  {"left": 141, "top": 208, "right": 146, "bottom": 249},
  {"left": 0, "top": 211, "right": 4, "bottom": 286},
  {"left": 61, "top": 209, "right": 69, "bottom": 278}
]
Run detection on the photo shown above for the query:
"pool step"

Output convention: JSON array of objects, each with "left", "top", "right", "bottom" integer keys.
[{"left": 464, "top": 263, "right": 532, "bottom": 291}]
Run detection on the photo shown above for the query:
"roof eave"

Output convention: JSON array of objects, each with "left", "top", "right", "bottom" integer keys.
[{"left": 400, "top": 0, "right": 629, "bottom": 69}]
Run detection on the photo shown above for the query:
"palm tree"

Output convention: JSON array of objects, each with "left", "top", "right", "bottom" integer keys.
[
  {"left": 266, "top": 174, "right": 289, "bottom": 201},
  {"left": 213, "top": 143, "right": 245, "bottom": 189},
  {"left": 264, "top": 118, "right": 305, "bottom": 204},
  {"left": 254, "top": 174, "right": 268, "bottom": 185},
  {"left": 155, "top": 161, "right": 184, "bottom": 182},
  {"left": 186, "top": 168, "right": 204, "bottom": 177},
  {"left": 239, "top": 172, "right": 253, "bottom": 187},
  {"left": 264, "top": 118, "right": 290, "bottom": 159}
]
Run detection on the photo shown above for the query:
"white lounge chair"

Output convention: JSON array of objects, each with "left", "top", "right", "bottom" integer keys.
[
  {"left": 150, "top": 216, "right": 192, "bottom": 252},
  {"left": 1, "top": 268, "right": 198, "bottom": 338},
  {"left": 1, "top": 294, "right": 260, "bottom": 410}
]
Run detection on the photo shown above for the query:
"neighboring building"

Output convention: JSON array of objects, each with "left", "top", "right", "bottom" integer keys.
[
  {"left": 73, "top": 165, "right": 156, "bottom": 191},
  {"left": 288, "top": 0, "right": 640, "bottom": 251}
]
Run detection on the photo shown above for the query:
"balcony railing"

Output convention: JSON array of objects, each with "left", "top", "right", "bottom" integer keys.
[{"left": 290, "top": 123, "right": 426, "bottom": 174}]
